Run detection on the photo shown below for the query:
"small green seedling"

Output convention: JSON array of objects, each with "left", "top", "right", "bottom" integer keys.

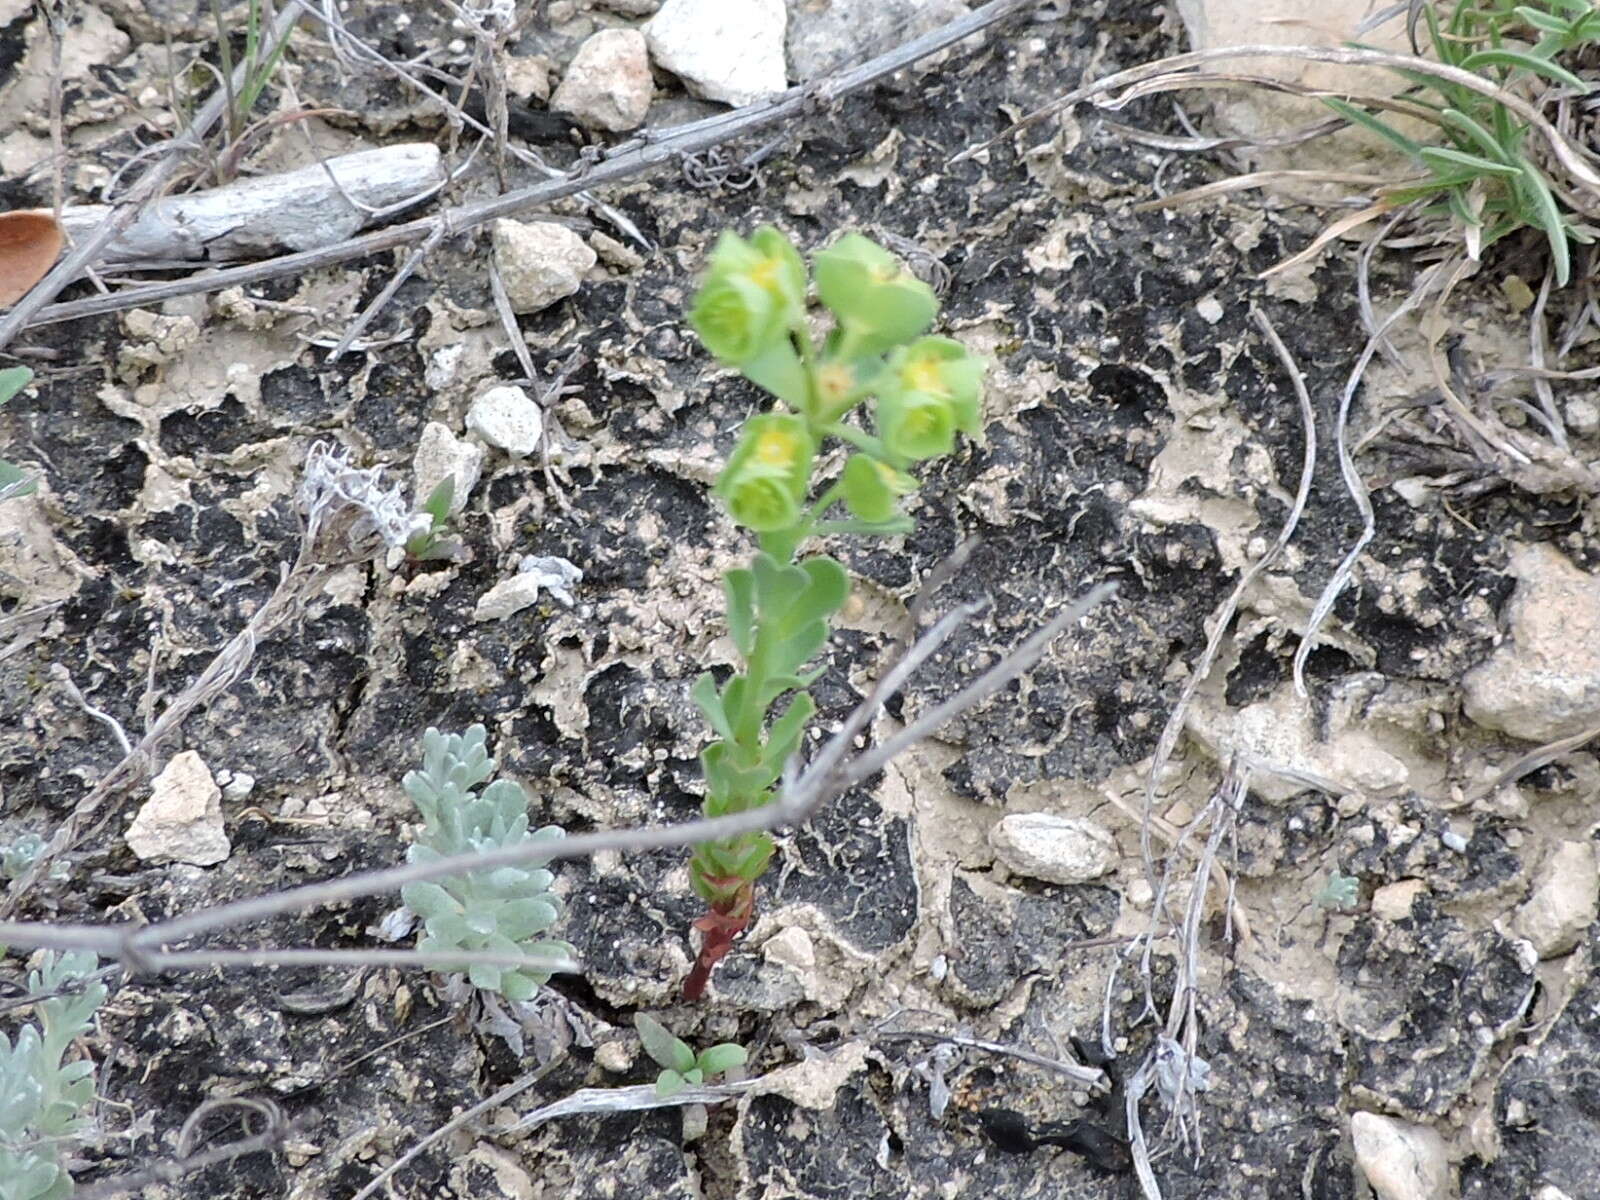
[
  {"left": 0, "top": 837, "right": 65, "bottom": 884},
  {"left": 681, "top": 227, "right": 985, "bottom": 999},
  {"left": 1314, "top": 871, "right": 1361, "bottom": 912},
  {"left": 400, "top": 726, "right": 572, "bottom": 1001},
  {"left": 403, "top": 477, "right": 465, "bottom": 564},
  {"left": 0, "top": 950, "right": 105, "bottom": 1200},
  {"left": 0, "top": 367, "right": 36, "bottom": 503},
  {"left": 633, "top": 1013, "right": 747, "bottom": 1099}
]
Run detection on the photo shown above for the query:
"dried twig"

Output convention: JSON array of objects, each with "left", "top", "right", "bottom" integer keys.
[
  {"left": 0, "top": 584, "right": 1114, "bottom": 971},
  {"left": 1462, "top": 722, "right": 1600, "bottom": 805},
  {"left": 872, "top": 1027, "right": 1107, "bottom": 1089},
  {"left": 11, "top": 0, "right": 1046, "bottom": 338},
  {"left": 1291, "top": 256, "right": 1458, "bottom": 695},
  {"left": 951, "top": 44, "right": 1600, "bottom": 207},
  {"left": 0, "top": 3, "right": 304, "bottom": 350},
  {"left": 73, "top": 1097, "right": 292, "bottom": 1200},
  {"left": 1137, "top": 308, "right": 1315, "bottom": 891},
  {"left": 348, "top": 1063, "right": 558, "bottom": 1200}
]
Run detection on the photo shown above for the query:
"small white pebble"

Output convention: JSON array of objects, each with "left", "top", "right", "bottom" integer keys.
[
  {"left": 1565, "top": 396, "right": 1599, "bottom": 435},
  {"left": 221, "top": 771, "right": 256, "bottom": 802}
]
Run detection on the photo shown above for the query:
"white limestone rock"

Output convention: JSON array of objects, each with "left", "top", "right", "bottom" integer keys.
[
  {"left": 1351, "top": 1112, "right": 1451, "bottom": 1200},
  {"left": 1464, "top": 543, "right": 1600, "bottom": 741},
  {"left": 474, "top": 556, "right": 584, "bottom": 621},
  {"left": 552, "top": 28, "right": 654, "bottom": 132},
  {"left": 1513, "top": 840, "right": 1599, "bottom": 959},
  {"left": 490, "top": 218, "right": 596, "bottom": 314},
  {"left": 989, "top": 813, "right": 1117, "bottom": 885},
  {"left": 126, "top": 751, "right": 230, "bottom": 866},
  {"left": 786, "top": 0, "right": 968, "bottom": 82},
  {"left": 644, "top": 0, "right": 787, "bottom": 107},
  {"left": 412, "top": 421, "right": 484, "bottom": 514},
  {"left": 467, "top": 386, "right": 543, "bottom": 458}
]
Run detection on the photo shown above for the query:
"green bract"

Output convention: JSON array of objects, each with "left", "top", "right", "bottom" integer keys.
[
  {"left": 400, "top": 726, "right": 573, "bottom": 1001},
  {"left": 875, "top": 337, "right": 984, "bottom": 461},
  {"left": 814, "top": 233, "right": 937, "bottom": 357},
  {"left": 689, "top": 227, "right": 807, "bottom": 366},
  {"left": 682, "top": 228, "right": 985, "bottom": 1000},
  {"left": 841, "top": 453, "right": 914, "bottom": 522},
  {"left": 714, "top": 413, "right": 816, "bottom": 532},
  {"left": 0, "top": 367, "right": 36, "bottom": 502}
]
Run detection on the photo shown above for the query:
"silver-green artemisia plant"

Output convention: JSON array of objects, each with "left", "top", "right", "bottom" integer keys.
[
  {"left": 0, "top": 951, "right": 105, "bottom": 1200},
  {"left": 400, "top": 726, "right": 572, "bottom": 1001}
]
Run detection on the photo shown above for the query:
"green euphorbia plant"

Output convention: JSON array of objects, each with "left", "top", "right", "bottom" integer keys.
[{"left": 682, "top": 228, "right": 985, "bottom": 999}]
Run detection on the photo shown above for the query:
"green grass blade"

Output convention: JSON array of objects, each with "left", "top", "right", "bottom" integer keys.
[
  {"left": 1387, "top": 174, "right": 1477, "bottom": 203},
  {"left": 1514, "top": 159, "right": 1572, "bottom": 285},
  {"left": 1323, "top": 97, "right": 1424, "bottom": 158},
  {"left": 1418, "top": 145, "right": 1521, "bottom": 177},
  {"left": 1435, "top": 0, "right": 1467, "bottom": 61},
  {"left": 1444, "top": 185, "right": 1481, "bottom": 229},
  {"left": 1513, "top": 7, "right": 1573, "bottom": 35},
  {"left": 1439, "top": 108, "right": 1516, "bottom": 164},
  {"left": 1458, "top": 49, "right": 1588, "bottom": 90}
]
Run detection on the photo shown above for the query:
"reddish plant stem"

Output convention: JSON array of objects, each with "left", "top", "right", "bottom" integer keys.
[{"left": 683, "top": 881, "right": 755, "bottom": 1001}]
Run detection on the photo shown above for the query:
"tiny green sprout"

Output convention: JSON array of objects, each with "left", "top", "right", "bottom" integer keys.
[
  {"left": 633, "top": 1013, "right": 748, "bottom": 1100},
  {"left": 1315, "top": 871, "right": 1361, "bottom": 912},
  {"left": 0, "top": 367, "right": 37, "bottom": 503},
  {"left": 403, "top": 477, "right": 464, "bottom": 564},
  {"left": 0, "top": 835, "right": 67, "bottom": 883},
  {"left": 680, "top": 227, "right": 985, "bottom": 999}
]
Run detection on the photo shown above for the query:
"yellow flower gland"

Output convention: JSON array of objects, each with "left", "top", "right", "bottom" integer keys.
[
  {"left": 816, "top": 363, "right": 855, "bottom": 412},
  {"left": 748, "top": 256, "right": 782, "bottom": 291},
  {"left": 873, "top": 460, "right": 908, "bottom": 491},
  {"left": 902, "top": 356, "right": 949, "bottom": 397},
  {"left": 753, "top": 425, "right": 803, "bottom": 468}
]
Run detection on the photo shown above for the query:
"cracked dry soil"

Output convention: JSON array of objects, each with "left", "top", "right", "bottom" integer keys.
[{"left": 2, "top": 1, "right": 1600, "bottom": 1197}]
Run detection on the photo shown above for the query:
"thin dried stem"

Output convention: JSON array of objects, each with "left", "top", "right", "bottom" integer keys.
[
  {"left": 872, "top": 1028, "right": 1106, "bottom": 1089},
  {"left": 0, "top": 3, "right": 304, "bottom": 351},
  {"left": 952, "top": 43, "right": 1600, "bottom": 204},
  {"left": 1463, "top": 722, "right": 1600, "bottom": 805},
  {"left": 15, "top": 0, "right": 1044, "bottom": 336},
  {"left": 0, "top": 583, "right": 1115, "bottom": 975},
  {"left": 1292, "top": 256, "right": 1459, "bottom": 695},
  {"left": 1138, "top": 308, "right": 1315, "bottom": 894},
  {"left": 349, "top": 1064, "right": 557, "bottom": 1200},
  {"left": 73, "top": 1097, "right": 291, "bottom": 1200}
]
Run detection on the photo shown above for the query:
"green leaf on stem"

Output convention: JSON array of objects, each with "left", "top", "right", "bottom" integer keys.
[
  {"left": 814, "top": 233, "right": 937, "bottom": 356},
  {"left": 692, "top": 672, "right": 734, "bottom": 741},
  {"left": 636, "top": 1013, "right": 697, "bottom": 1074},
  {"left": 840, "top": 453, "right": 915, "bottom": 522},
  {"left": 724, "top": 570, "right": 757, "bottom": 656},
  {"left": 697, "top": 1043, "right": 749, "bottom": 1077},
  {"left": 655, "top": 1069, "right": 687, "bottom": 1098}
]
